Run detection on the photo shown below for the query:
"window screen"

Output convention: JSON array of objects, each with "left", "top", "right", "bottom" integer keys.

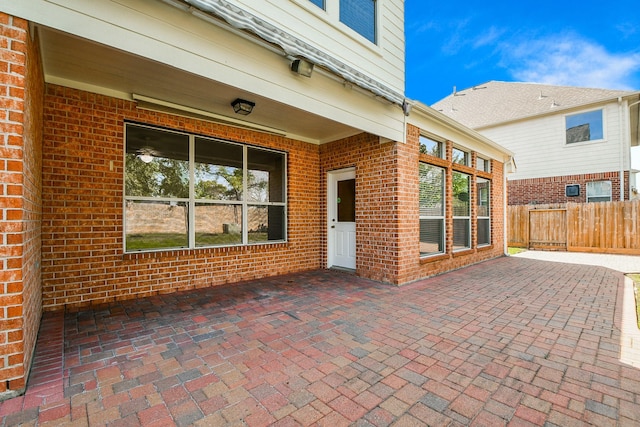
[{"left": 340, "top": 0, "right": 376, "bottom": 42}]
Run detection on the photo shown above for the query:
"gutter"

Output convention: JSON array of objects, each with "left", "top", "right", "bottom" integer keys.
[
  {"left": 410, "top": 101, "right": 515, "bottom": 159},
  {"left": 174, "top": 0, "right": 405, "bottom": 106}
]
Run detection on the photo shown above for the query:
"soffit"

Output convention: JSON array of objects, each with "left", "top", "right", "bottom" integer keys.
[{"left": 37, "top": 26, "right": 360, "bottom": 144}]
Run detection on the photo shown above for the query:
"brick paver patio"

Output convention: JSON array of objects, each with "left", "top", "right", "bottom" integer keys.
[{"left": 1, "top": 256, "right": 639, "bottom": 426}]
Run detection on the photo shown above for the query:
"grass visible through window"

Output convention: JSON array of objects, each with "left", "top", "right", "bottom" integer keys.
[{"left": 126, "top": 232, "right": 269, "bottom": 251}]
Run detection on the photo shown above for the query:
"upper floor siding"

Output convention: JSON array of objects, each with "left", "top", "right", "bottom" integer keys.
[
  {"left": 481, "top": 101, "right": 627, "bottom": 181},
  {"left": 1, "top": 0, "right": 407, "bottom": 142},
  {"left": 235, "top": 0, "right": 405, "bottom": 96}
]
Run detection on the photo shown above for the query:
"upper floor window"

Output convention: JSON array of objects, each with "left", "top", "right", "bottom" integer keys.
[
  {"left": 586, "top": 180, "right": 612, "bottom": 203},
  {"left": 309, "top": 0, "right": 325, "bottom": 8},
  {"left": 566, "top": 109, "right": 604, "bottom": 144},
  {"left": 125, "top": 123, "right": 286, "bottom": 252},
  {"left": 419, "top": 135, "right": 444, "bottom": 158},
  {"left": 340, "top": 0, "right": 376, "bottom": 43},
  {"left": 452, "top": 147, "right": 470, "bottom": 166}
]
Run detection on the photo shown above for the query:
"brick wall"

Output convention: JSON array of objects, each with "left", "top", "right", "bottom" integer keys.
[
  {"left": 320, "top": 133, "right": 401, "bottom": 283},
  {"left": 319, "top": 125, "right": 506, "bottom": 286},
  {"left": 42, "top": 85, "right": 323, "bottom": 309},
  {"left": 0, "top": 14, "right": 44, "bottom": 397},
  {"left": 508, "top": 171, "right": 629, "bottom": 205},
  {"left": 398, "top": 124, "right": 506, "bottom": 284}
]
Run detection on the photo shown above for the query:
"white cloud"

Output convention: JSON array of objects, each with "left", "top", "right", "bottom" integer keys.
[
  {"left": 501, "top": 33, "right": 640, "bottom": 90},
  {"left": 473, "top": 26, "right": 505, "bottom": 49}
]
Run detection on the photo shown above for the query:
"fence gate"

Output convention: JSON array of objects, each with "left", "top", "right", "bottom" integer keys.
[{"left": 528, "top": 209, "right": 567, "bottom": 250}]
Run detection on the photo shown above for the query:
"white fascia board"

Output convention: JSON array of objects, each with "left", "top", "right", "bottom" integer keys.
[
  {"left": 409, "top": 101, "right": 514, "bottom": 162},
  {"left": 5, "top": 0, "right": 405, "bottom": 142}
]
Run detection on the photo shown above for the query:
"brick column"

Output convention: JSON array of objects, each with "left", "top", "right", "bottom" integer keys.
[{"left": 0, "top": 13, "right": 44, "bottom": 399}]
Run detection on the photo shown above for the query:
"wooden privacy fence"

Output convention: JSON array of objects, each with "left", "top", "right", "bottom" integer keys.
[{"left": 508, "top": 200, "right": 640, "bottom": 254}]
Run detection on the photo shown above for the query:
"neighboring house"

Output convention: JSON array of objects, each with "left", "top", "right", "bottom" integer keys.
[
  {"left": 432, "top": 81, "right": 640, "bottom": 205},
  {"left": 0, "top": 0, "right": 512, "bottom": 398}
]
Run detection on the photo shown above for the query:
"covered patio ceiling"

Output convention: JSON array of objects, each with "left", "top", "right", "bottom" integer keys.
[{"left": 36, "top": 25, "right": 361, "bottom": 144}]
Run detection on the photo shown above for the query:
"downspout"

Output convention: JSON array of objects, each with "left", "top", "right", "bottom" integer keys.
[
  {"left": 504, "top": 164, "right": 508, "bottom": 255},
  {"left": 503, "top": 156, "right": 515, "bottom": 255},
  {"left": 626, "top": 98, "right": 640, "bottom": 199},
  {"left": 618, "top": 97, "right": 626, "bottom": 200}
]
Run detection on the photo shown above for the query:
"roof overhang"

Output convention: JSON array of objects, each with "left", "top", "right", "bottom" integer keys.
[
  {"left": 5, "top": 0, "right": 407, "bottom": 144},
  {"left": 408, "top": 100, "right": 514, "bottom": 162}
]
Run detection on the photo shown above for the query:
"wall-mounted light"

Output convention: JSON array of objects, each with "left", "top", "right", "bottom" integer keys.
[
  {"left": 231, "top": 98, "right": 255, "bottom": 115},
  {"left": 290, "top": 58, "right": 314, "bottom": 77}
]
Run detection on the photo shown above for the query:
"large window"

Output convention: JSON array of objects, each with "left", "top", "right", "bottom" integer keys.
[
  {"left": 125, "top": 124, "right": 286, "bottom": 252},
  {"left": 419, "top": 163, "right": 445, "bottom": 256},
  {"left": 452, "top": 172, "right": 471, "bottom": 251},
  {"left": 566, "top": 110, "right": 603, "bottom": 144},
  {"left": 586, "top": 180, "right": 612, "bottom": 203},
  {"left": 476, "top": 178, "right": 490, "bottom": 246},
  {"left": 340, "top": 0, "right": 376, "bottom": 42}
]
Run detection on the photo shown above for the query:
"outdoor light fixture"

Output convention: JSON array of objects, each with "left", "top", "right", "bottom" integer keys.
[
  {"left": 231, "top": 98, "right": 255, "bottom": 115},
  {"left": 137, "top": 146, "right": 156, "bottom": 163},
  {"left": 138, "top": 153, "right": 154, "bottom": 163},
  {"left": 290, "top": 58, "right": 314, "bottom": 77}
]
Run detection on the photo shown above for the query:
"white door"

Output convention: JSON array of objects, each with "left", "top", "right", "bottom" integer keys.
[{"left": 328, "top": 168, "right": 356, "bottom": 269}]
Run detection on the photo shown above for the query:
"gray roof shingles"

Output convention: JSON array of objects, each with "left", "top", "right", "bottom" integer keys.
[{"left": 431, "top": 81, "right": 635, "bottom": 129}]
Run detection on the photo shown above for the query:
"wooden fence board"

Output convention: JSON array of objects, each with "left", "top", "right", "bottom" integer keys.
[{"left": 508, "top": 200, "right": 640, "bottom": 254}]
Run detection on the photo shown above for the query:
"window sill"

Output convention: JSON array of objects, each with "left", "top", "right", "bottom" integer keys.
[
  {"left": 452, "top": 248, "right": 474, "bottom": 258},
  {"left": 477, "top": 244, "right": 493, "bottom": 252},
  {"left": 123, "top": 241, "right": 288, "bottom": 260},
  {"left": 419, "top": 253, "right": 449, "bottom": 264}
]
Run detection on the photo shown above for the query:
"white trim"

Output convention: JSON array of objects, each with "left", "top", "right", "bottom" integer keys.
[
  {"left": 563, "top": 107, "right": 606, "bottom": 145},
  {"left": 327, "top": 167, "right": 356, "bottom": 269}
]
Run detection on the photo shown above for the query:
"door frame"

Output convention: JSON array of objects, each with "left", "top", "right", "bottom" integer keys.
[{"left": 327, "top": 167, "right": 356, "bottom": 269}]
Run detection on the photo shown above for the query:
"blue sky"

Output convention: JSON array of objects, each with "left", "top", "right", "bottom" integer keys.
[
  {"left": 405, "top": 1, "right": 640, "bottom": 105},
  {"left": 404, "top": 1, "right": 640, "bottom": 170}
]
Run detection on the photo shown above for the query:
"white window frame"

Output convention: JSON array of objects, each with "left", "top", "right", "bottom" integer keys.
[
  {"left": 293, "top": 0, "right": 379, "bottom": 45},
  {"left": 452, "top": 171, "right": 471, "bottom": 251},
  {"left": 419, "top": 163, "right": 445, "bottom": 257},
  {"left": 476, "top": 178, "right": 491, "bottom": 247},
  {"left": 477, "top": 156, "right": 490, "bottom": 172},
  {"left": 339, "top": 0, "right": 377, "bottom": 43},
  {"left": 124, "top": 123, "right": 287, "bottom": 253},
  {"left": 586, "top": 180, "right": 612, "bottom": 203},
  {"left": 565, "top": 108, "right": 605, "bottom": 145},
  {"left": 419, "top": 135, "right": 445, "bottom": 158},
  {"left": 452, "top": 147, "right": 470, "bottom": 166}
]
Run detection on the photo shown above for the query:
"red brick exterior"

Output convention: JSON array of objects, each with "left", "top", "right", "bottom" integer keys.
[
  {"left": 41, "top": 85, "right": 323, "bottom": 309},
  {"left": 508, "top": 171, "right": 629, "bottom": 205},
  {"left": 399, "top": 125, "right": 506, "bottom": 284},
  {"left": 0, "top": 12, "right": 508, "bottom": 396},
  {"left": 0, "top": 15, "right": 44, "bottom": 396}
]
